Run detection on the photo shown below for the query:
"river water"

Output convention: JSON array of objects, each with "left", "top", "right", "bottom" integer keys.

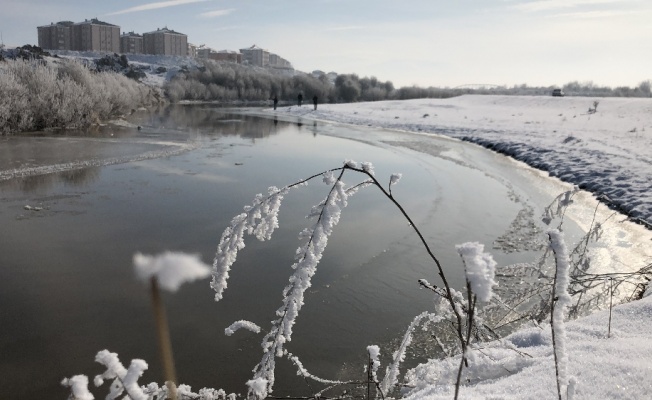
[{"left": 0, "top": 104, "right": 647, "bottom": 399}]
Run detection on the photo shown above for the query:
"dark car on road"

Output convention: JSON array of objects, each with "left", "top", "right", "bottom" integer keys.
[{"left": 552, "top": 89, "right": 565, "bottom": 97}]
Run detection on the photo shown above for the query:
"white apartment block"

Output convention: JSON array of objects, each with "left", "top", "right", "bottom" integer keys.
[{"left": 239, "top": 44, "right": 269, "bottom": 67}]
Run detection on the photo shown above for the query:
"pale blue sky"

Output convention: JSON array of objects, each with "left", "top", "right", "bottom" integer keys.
[{"left": 2, "top": 0, "right": 651, "bottom": 88}]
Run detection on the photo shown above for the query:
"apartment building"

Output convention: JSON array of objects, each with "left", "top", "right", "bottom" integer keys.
[
  {"left": 269, "top": 53, "right": 292, "bottom": 69},
  {"left": 187, "top": 43, "right": 198, "bottom": 57},
  {"left": 38, "top": 19, "right": 120, "bottom": 52},
  {"left": 120, "top": 32, "right": 143, "bottom": 54},
  {"left": 196, "top": 45, "right": 215, "bottom": 59},
  {"left": 37, "top": 21, "right": 74, "bottom": 50},
  {"left": 214, "top": 50, "right": 242, "bottom": 63},
  {"left": 71, "top": 19, "right": 120, "bottom": 52},
  {"left": 143, "top": 28, "right": 188, "bottom": 56},
  {"left": 197, "top": 46, "right": 242, "bottom": 63},
  {"left": 239, "top": 44, "right": 269, "bottom": 67}
]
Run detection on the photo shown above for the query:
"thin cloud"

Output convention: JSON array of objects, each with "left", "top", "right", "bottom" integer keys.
[
  {"left": 212, "top": 25, "right": 244, "bottom": 31},
  {"left": 199, "top": 8, "right": 235, "bottom": 18},
  {"left": 552, "top": 9, "right": 640, "bottom": 18},
  {"left": 324, "top": 26, "right": 365, "bottom": 31},
  {"left": 108, "top": 0, "right": 211, "bottom": 16},
  {"left": 513, "top": 0, "right": 621, "bottom": 13}
]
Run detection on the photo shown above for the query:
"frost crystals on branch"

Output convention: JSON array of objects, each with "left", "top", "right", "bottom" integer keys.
[
  {"left": 250, "top": 167, "right": 364, "bottom": 397},
  {"left": 211, "top": 184, "right": 301, "bottom": 301}
]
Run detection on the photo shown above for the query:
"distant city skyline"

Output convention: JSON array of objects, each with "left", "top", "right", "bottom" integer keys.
[{"left": 2, "top": 0, "right": 651, "bottom": 88}]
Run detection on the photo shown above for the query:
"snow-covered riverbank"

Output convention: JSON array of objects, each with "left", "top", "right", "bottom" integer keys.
[
  {"left": 273, "top": 95, "right": 652, "bottom": 229},
  {"left": 268, "top": 95, "right": 652, "bottom": 399}
]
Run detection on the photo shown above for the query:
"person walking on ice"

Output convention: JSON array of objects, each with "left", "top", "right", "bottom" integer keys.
[
  {"left": 313, "top": 95, "right": 318, "bottom": 110},
  {"left": 297, "top": 93, "right": 303, "bottom": 107}
]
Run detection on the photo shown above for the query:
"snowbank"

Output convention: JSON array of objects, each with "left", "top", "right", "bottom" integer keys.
[
  {"left": 401, "top": 292, "right": 652, "bottom": 399},
  {"left": 273, "top": 95, "right": 652, "bottom": 228}
]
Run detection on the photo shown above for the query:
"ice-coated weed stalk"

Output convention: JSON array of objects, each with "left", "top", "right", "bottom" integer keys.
[
  {"left": 549, "top": 230, "right": 574, "bottom": 400},
  {"left": 133, "top": 251, "right": 212, "bottom": 400},
  {"left": 608, "top": 277, "right": 613, "bottom": 338},
  {"left": 150, "top": 276, "right": 178, "bottom": 400}
]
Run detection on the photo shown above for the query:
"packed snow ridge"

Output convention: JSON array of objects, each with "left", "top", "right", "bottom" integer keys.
[{"left": 275, "top": 95, "right": 652, "bottom": 228}]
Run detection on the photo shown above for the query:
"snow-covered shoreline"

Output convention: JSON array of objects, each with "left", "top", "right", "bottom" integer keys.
[
  {"left": 265, "top": 95, "right": 652, "bottom": 399},
  {"left": 271, "top": 95, "right": 652, "bottom": 229}
]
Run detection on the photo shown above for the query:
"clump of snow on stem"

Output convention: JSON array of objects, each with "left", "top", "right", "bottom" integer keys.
[
  {"left": 61, "top": 375, "right": 94, "bottom": 400},
  {"left": 133, "top": 251, "right": 211, "bottom": 292},
  {"left": 361, "top": 161, "right": 375, "bottom": 175},
  {"left": 344, "top": 159, "right": 358, "bottom": 168},
  {"left": 390, "top": 173, "right": 402, "bottom": 186},
  {"left": 367, "top": 345, "right": 381, "bottom": 383},
  {"left": 211, "top": 185, "right": 297, "bottom": 301},
  {"left": 246, "top": 377, "right": 268, "bottom": 399},
  {"left": 93, "top": 350, "right": 148, "bottom": 400},
  {"left": 548, "top": 229, "right": 575, "bottom": 395},
  {"left": 456, "top": 242, "right": 497, "bottom": 302},
  {"left": 225, "top": 320, "right": 261, "bottom": 336}
]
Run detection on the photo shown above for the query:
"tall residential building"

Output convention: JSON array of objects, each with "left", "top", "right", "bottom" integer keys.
[
  {"left": 143, "top": 28, "right": 188, "bottom": 56},
  {"left": 269, "top": 53, "right": 292, "bottom": 69},
  {"left": 239, "top": 44, "right": 269, "bottom": 67},
  {"left": 120, "top": 32, "right": 143, "bottom": 54},
  {"left": 71, "top": 18, "right": 120, "bottom": 52},
  {"left": 37, "top": 21, "right": 74, "bottom": 50}
]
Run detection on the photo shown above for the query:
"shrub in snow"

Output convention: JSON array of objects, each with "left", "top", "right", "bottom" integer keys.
[{"left": 0, "top": 58, "right": 161, "bottom": 134}]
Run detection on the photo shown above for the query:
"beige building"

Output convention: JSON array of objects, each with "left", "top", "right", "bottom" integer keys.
[
  {"left": 196, "top": 45, "right": 242, "bottom": 63},
  {"left": 37, "top": 21, "right": 74, "bottom": 50},
  {"left": 143, "top": 28, "right": 188, "bottom": 56},
  {"left": 120, "top": 32, "right": 143, "bottom": 54},
  {"left": 214, "top": 50, "right": 242, "bottom": 63},
  {"left": 196, "top": 45, "right": 214, "bottom": 59},
  {"left": 71, "top": 19, "right": 120, "bottom": 52},
  {"left": 269, "top": 53, "right": 292, "bottom": 69},
  {"left": 239, "top": 44, "right": 269, "bottom": 67},
  {"left": 187, "top": 43, "right": 197, "bottom": 57}
]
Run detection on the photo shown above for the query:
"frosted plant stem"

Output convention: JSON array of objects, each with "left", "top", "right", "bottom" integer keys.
[
  {"left": 150, "top": 277, "right": 178, "bottom": 400},
  {"left": 367, "top": 353, "right": 372, "bottom": 400},
  {"left": 550, "top": 270, "right": 563, "bottom": 400},
  {"left": 608, "top": 278, "right": 613, "bottom": 338},
  {"left": 253, "top": 168, "right": 351, "bottom": 394},
  {"left": 345, "top": 166, "right": 468, "bottom": 356},
  {"left": 454, "top": 280, "right": 476, "bottom": 400},
  {"left": 549, "top": 230, "right": 572, "bottom": 400}
]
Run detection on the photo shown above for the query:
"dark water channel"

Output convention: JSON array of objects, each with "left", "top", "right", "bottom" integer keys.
[{"left": 1, "top": 104, "right": 589, "bottom": 398}]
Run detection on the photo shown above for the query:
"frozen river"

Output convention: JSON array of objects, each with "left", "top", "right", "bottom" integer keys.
[{"left": 0, "top": 104, "right": 646, "bottom": 399}]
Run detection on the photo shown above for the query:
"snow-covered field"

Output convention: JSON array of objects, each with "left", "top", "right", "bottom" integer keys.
[
  {"left": 275, "top": 95, "right": 652, "bottom": 229},
  {"left": 268, "top": 96, "right": 652, "bottom": 399}
]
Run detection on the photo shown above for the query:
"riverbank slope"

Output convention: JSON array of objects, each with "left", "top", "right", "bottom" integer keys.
[{"left": 270, "top": 95, "right": 652, "bottom": 399}]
